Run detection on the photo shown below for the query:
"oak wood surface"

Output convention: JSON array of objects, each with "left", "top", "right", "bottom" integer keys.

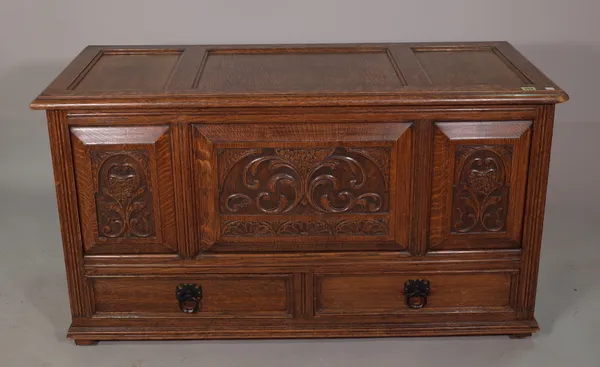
[
  {"left": 30, "top": 42, "right": 568, "bottom": 110},
  {"left": 429, "top": 121, "right": 532, "bottom": 250},
  {"left": 70, "top": 125, "right": 178, "bottom": 254},
  {"left": 31, "top": 42, "right": 566, "bottom": 344},
  {"left": 314, "top": 271, "right": 516, "bottom": 316},
  {"left": 73, "top": 340, "right": 98, "bottom": 346},
  {"left": 92, "top": 274, "right": 293, "bottom": 318}
]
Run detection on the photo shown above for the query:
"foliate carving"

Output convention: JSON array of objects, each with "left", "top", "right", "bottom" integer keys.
[
  {"left": 335, "top": 219, "right": 388, "bottom": 235},
  {"left": 92, "top": 151, "right": 155, "bottom": 239},
  {"left": 277, "top": 220, "right": 332, "bottom": 236},
  {"left": 452, "top": 145, "right": 512, "bottom": 233},
  {"left": 220, "top": 221, "right": 275, "bottom": 236},
  {"left": 274, "top": 148, "right": 335, "bottom": 175},
  {"left": 221, "top": 219, "right": 388, "bottom": 237},
  {"left": 220, "top": 147, "right": 390, "bottom": 215}
]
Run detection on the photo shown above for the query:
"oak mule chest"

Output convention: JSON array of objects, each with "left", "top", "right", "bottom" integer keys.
[{"left": 31, "top": 42, "right": 568, "bottom": 345}]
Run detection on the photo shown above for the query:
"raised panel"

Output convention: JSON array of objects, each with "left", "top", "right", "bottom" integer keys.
[
  {"left": 71, "top": 126, "right": 177, "bottom": 254},
  {"left": 195, "top": 47, "right": 405, "bottom": 93},
  {"left": 314, "top": 271, "right": 517, "bottom": 317},
  {"left": 70, "top": 49, "right": 182, "bottom": 92},
  {"left": 429, "top": 121, "right": 531, "bottom": 250},
  {"left": 193, "top": 122, "right": 412, "bottom": 252},
  {"left": 91, "top": 274, "right": 293, "bottom": 318},
  {"left": 411, "top": 46, "right": 531, "bottom": 87}
]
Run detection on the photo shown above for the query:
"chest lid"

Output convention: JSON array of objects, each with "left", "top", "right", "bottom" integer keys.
[{"left": 30, "top": 42, "right": 568, "bottom": 109}]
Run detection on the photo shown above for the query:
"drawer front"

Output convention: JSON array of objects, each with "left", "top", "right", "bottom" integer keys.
[
  {"left": 314, "top": 271, "right": 517, "bottom": 317},
  {"left": 71, "top": 126, "right": 178, "bottom": 254},
  {"left": 193, "top": 122, "right": 413, "bottom": 252},
  {"left": 91, "top": 274, "right": 294, "bottom": 318},
  {"left": 429, "top": 121, "right": 532, "bottom": 250}
]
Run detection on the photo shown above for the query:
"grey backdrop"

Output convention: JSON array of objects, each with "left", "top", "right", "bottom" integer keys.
[{"left": 1, "top": 1, "right": 599, "bottom": 366}]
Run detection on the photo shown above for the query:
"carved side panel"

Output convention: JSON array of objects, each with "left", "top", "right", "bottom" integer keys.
[
  {"left": 451, "top": 145, "right": 512, "bottom": 234},
  {"left": 219, "top": 147, "right": 390, "bottom": 215},
  {"left": 92, "top": 151, "right": 156, "bottom": 239},
  {"left": 429, "top": 121, "right": 532, "bottom": 251},
  {"left": 71, "top": 126, "right": 178, "bottom": 254}
]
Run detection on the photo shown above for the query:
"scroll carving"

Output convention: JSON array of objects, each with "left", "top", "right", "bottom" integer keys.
[
  {"left": 218, "top": 148, "right": 260, "bottom": 187},
  {"left": 221, "top": 219, "right": 389, "bottom": 237},
  {"left": 220, "top": 147, "right": 390, "bottom": 215},
  {"left": 348, "top": 148, "right": 390, "bottom": 190},
  {"left": 92, "top": 151, "right": 155, "bottom": 239},
  {"left": 452, "top": 145, "right": 512, "bottom": 233}
]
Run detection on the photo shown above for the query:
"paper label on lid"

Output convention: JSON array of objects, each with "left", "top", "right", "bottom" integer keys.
[{"left": 521, "top": 86, "right": 537, "bottom": 91}]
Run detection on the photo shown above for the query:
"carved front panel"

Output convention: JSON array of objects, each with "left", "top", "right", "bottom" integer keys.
[
  {"left": 71, "top": 126, "right": 178, "bottom": 254},
  {"left": 220, "top": 147, "right": 390, "bottom": 216},
  {"left": 193, "top": 122, "right": 413, "bottom": 252},
  {"left": 429, "top": 121, "right": 531, "bottom": 250}
]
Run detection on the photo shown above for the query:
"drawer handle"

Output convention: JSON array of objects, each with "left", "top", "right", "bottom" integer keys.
[
  {"left": 404, "top": 279, "right": 430, "bottom": 309},
  {"left": 175, "top": 284, "right": 203, "bottom": 314}
]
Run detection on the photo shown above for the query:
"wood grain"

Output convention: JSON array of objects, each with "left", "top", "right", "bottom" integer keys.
[
  {"left": 411, "top": 46, "right": 530, "bottom": 86},
  {"left": 192, "top": 125, "right": 218, "bottom": 250},
  {"left": 70, "top": 51, "right": 181, "bottom": 91},
  {"left": 517, "top": 105, "right": 555, "bottom": 318},
  {"left": 92, "top": 274, "right": 293, "bottom": 318},
  {"left": 195, "top": 48, "right": 405, "bottom": 92},
  {"left": 314, "top": 271, "right": 516, "bottom": 316},
  {"left": 67, "top": 320, "right": 539, "bottom": 341},
  {"left": 47, "top": 110, "right": 94, "bottom": 317},
  {"left": 172, "top": 123, "right": 197, "bottom": 258},
  {"left": 410, "top": 120, "right": 433, "bottom": 256}
]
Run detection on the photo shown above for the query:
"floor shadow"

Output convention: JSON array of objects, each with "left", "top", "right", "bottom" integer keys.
[{"left": 0, "top": 181, "right": 70, "bottom": 341}]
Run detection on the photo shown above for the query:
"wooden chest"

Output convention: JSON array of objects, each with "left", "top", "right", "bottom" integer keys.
[{"left": 31, "top": 42, "right": 568, "bottom": 345}]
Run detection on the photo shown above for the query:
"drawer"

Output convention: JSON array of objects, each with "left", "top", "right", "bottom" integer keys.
[
  {"left": 91, "top": 274, "right": 294, "bottom": 318},
  {"left": 314, "top": 270, "right": 517, "bottom": 317}
]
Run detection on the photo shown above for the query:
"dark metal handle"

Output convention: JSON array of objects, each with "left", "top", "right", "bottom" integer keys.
[
  {"left": 404, "top": 279, "right": 430, "bottom": 309},
  {"left": 175, "top": 284, "right": 203, "bottom": 313}
]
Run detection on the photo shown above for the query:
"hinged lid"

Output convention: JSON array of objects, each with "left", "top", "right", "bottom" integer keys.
[{"left": 30, "top": 42, "right": 568, "bottom": 109}]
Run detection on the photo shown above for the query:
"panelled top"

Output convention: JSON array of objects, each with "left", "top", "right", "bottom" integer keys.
[{"left": 30, "top": 42, "right": 568, "bottom": 109}]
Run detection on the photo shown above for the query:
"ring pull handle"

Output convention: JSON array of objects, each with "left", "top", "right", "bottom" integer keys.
[
  {"left": 175, "top": 284, "right": 203, "bottom": 314},
  {"left": 404, "top": 279, "right": 430, "bottom": 309}
]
